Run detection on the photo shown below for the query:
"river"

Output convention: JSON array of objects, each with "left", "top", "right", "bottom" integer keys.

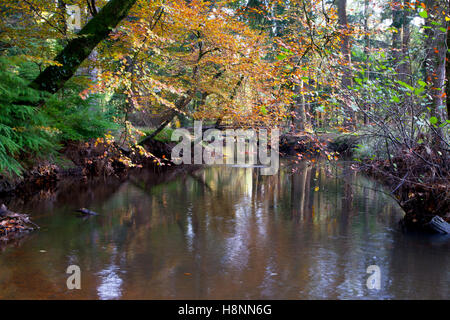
[{"left": 0, "top": 161, "right": 448, "bottom": 299}]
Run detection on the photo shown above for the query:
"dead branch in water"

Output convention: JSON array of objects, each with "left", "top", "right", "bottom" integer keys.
[{"left": 0, "top": 204, "right": 39, "bottom": 240}]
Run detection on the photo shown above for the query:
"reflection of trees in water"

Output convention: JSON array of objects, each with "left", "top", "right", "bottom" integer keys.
[
  {"left": 1, "top": 162, "right": 446, "bottom": 299},
  {"left": 104, "top": 162, "right": 408, "bottom": 298},
  {"left": 5, "top": 176, "right": 125, "bottom": 220}
]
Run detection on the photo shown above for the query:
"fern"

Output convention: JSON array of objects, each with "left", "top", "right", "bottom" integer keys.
[
  {"left": 44, "top": 90, "right": 118, "bottom": 141},
  {"left": 0, "top": 58, "right": 118, "bottom": 176},
  {"left": 0, "top": 58, "right": 54, "bottom": 176}
]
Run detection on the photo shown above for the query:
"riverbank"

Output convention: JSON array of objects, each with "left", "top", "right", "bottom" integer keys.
[
  {"left": 2, "top": 131, "right": 448, "bottom": 235},
  {"left": 0, "top": 136, "right": 176, "bottom": 198},
  {"left": 279, "top": 131, "right": 449, "bottom": 233}
]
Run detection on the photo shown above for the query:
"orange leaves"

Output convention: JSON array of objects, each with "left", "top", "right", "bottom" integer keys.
[
  {"left": 107, "top": 0, "right": 273, "bottom": 125},
  {"left": 336, "top": 126, "right": 350, "bottom": 133}
]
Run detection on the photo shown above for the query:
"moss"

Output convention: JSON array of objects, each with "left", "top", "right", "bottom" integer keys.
[{"left": 30, "top": 0, "right": 138, "bottom": 94}]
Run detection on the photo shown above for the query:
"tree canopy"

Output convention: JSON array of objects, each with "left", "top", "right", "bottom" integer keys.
[{"left": 0, "top": 0, "right": 448, "bottom": 195}]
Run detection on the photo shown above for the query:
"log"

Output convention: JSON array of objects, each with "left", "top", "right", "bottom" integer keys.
[
  {"left": 75, "top": 208, "right": 99, "bottom": 216},
  {"left": 0, "top": 204, "right": 39, "bottom": 239},
  {"left": 426, "top": 216, "right": 450, "bottom": 234}
]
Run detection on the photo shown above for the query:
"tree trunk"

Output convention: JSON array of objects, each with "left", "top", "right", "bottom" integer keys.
[
  {"left": 392, "top": 1, "right": 411, "bottom": 82},
  {"left": 400, "top": 7, "right": 411, "bottom": 82},
  {"left": 363, "top": 0, "right": 370, "bottom": 125},
  {"left": 29, "top": 0, "right": 138, "bottom": 94},
  {"left": 446, "top": 7, "right": 450, "bottom": 120},
  {"left": 293, "top": 80, "right": 308, "bottom": 132},
  {"left": 424, "top": 0, "right": 447, "bottom": 147},
  {"left": 139, "top": 95, "right": 193, "bottom": 145},
  {"left": 391, "top": 1, "right": 402, "bottom": 76},
  {"left": 338, "top": 0, "right": 351, "bottom": 87},
  {"left": 338, "top": 0, "right": 355, "bottom": 128}
]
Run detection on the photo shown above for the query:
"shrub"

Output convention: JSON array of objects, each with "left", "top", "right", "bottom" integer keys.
[
  {"left": 0, "top": 60, "right": 53, "bottom": 175},
  {"left": 0, "top": 58, "right": 119, "bottom": 176}
]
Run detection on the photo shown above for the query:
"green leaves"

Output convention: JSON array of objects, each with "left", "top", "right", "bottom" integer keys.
[
  {"left": 429, "top": 116, "right": 438, "bottom": 125},
  {"left": 419, "top": 10, "right": 428, "bottom": 19},
  {"left": 260, "top": 106, "right": 268, "bottom": 115},
  {"left": 276, "top": 53, "right": 287, "bottom": 61},
  {"left": 0, "top": 58, "right": 119, "bottom": 176},
  {"left": 396, "top": 80, "right": 414, "bottom": 92},
  {"left": 0, "top": 65, "right": 53, "bottom": 176},
  {"left": 428, "top": 116, "right": 447, "bottom": 128},
  {"left": 276, "top": 47, "right": 294, "bottom": 61},
  {"left": 391, "top": 95, "right": 400, "bottom": 103}
]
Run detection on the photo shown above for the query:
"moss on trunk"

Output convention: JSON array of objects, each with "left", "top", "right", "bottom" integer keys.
[{"left": 30, "top": 0, "right": 138, "bottom": 94}]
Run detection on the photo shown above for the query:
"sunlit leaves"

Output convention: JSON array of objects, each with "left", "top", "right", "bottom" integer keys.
[
  {"left": 419, "top": 9, "right": 428, "bottom": 19},
  {"left": 429, "top": 116, "right": 438, "bottom": 125}
]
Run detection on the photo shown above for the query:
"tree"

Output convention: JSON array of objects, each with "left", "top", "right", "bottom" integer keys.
[
  {"left": 423, "top": 0, "right": 447, "bottom": 145},
  {"left": 446, "top": 1, "right": 450, "bottom": 120},
  {"left": 337, "top": 0, "right": 355, "bottom": 128},
  {"left": 338, "top": 0, "right": 350, "bottom": 86},
  {"left": 391, "top": 0, "right": 411, "bottom": 82},
  {"left": 89, "top": 0, "right": 278, "bottom": 130},
  {"left": 29, "top": 0, "right": 138, "bottom": 94}
]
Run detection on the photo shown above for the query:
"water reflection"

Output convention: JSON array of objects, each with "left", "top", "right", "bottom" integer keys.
[
  {"left": 96, "top": 246, "right": 124, "bottom": 300},
  {"left": 0, "top": 161, "right": 448, "bottom": 299}
]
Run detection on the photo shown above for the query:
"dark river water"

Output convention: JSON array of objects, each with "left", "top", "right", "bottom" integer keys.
[{"left": 0, "top": 161, "right": 449, "bottom": 299}]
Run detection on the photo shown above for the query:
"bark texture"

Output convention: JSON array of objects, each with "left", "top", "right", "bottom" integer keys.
[{"left": 30, "top": 0, "right": 138, "bottom": 94}]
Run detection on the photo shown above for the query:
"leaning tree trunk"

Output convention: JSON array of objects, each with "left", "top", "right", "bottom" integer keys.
[
  {"left": 139, "top": 95, "right": 193, "bottom": 145},
  {"left": 29, "top": 0, "right": 138, "bottom": 94}
]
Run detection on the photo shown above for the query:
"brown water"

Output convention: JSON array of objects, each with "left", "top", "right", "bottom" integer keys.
[{"left": 0, "top": 161, "right": 449, "bottom": 299}]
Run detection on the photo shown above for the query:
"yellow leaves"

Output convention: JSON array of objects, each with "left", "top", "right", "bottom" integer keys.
[
  {"left": 118, "top": 156, "right": 136, "bottom": 167},
  {"left": 89, "top": 0, "right": 275, "bottom": 127},
  {"left": 36, "top": 126, "right": 61, "bottom": 135},
  {"left": 104, "top": 133, "right": 115, "bottom": 145},
  {"left": 135, "top": 145, "right": 151, "bottom": 158},
  {"left": 21, "top": 55, "right": 62, "bottom": 67}
]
